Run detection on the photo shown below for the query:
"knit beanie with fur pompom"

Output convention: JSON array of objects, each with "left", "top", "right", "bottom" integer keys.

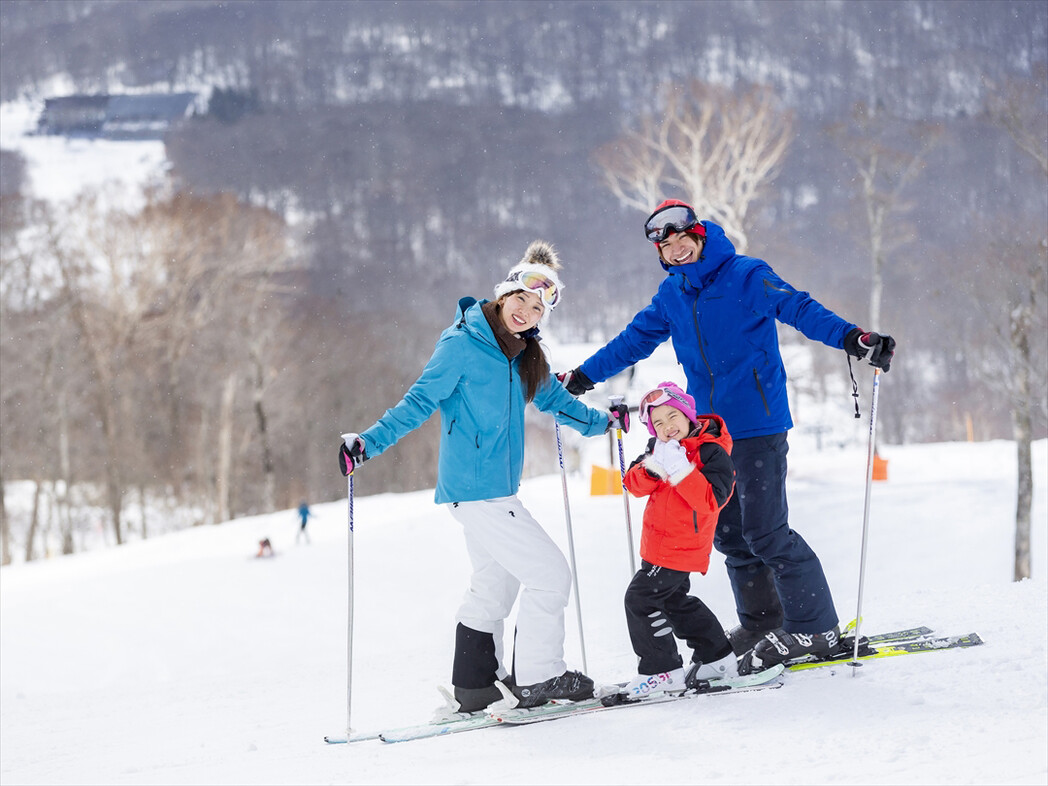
[{"left": 493, "top": 240, "right": 564, "bottom": 314}]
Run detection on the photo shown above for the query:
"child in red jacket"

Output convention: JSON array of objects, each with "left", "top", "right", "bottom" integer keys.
[{"left": 619, "top": 381, "right": 738, "bottom": 698}]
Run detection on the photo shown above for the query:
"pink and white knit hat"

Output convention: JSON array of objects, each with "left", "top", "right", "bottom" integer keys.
[{"left": 638, "top": 381, "right": 698, "bottom": 436}]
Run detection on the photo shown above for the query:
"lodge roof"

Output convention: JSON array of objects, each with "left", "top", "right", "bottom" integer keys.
[{"left": 38, "top": 93, "right": 198, "bottom": 139}]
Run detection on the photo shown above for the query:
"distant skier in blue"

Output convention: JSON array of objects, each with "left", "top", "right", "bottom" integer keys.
[
  {"left": 296, "top": 501, "right": 312, "bottom": 544},
  {"left": 558, "top": 199, "right": 896, "bottom": 673}
]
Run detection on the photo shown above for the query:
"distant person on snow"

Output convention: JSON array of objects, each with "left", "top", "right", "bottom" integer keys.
[
  {"left": 558, "top": 199, "right": 896, "bottom": 673},
  {"left": 618, "top": 382, "right": 738, "bottom": 698},
  {"left": 338, "top": 241, "right": 630, "bottom": 712},
  {"left": 296, "top": 501, "right": 312, "bottom": 544},
  {"left": 256, "top": 538, "right": 274, "bottom": 558}
]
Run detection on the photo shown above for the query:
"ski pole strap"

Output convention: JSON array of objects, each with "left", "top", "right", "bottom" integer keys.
[{"left": 847, "top": 355, "right": 860, "bottom": 419}]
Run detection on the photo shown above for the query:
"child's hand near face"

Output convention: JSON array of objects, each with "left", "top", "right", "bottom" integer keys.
[{"left": 652, "top": 438, "right": 692, "bottom": 479}]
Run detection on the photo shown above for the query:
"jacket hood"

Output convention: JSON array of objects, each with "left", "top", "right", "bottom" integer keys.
[
  {"left": 663, "top": 221, "right": 738, "bottom": 290},
  {"left": 682, "top": 412, "right": 733, "bottom": 456},
  {"left": 456, "top": 295, "right": 478, "bottom": 321},
  {"left": 644, "top": 412, "right": 733, "bottom": 457},
  {"left": 454, "top": 297, "right": 503, "bottom": 352}
]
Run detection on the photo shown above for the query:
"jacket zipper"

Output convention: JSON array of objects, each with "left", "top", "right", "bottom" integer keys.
[
  {"left": 689, "top": 287, "right": 717, "bottom": 412},
  {"left": 506, "top": 359, "right": 515, "bottom": 489},
  {"left": 752, "top": 368, "right": 771, "bottom": 416},
  {"left": 762, "top": 279, "right": 793, "bottom": 296}
]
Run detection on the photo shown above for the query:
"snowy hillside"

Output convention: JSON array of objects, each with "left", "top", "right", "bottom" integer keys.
[
  {"left": 1, "top": 358, "right": 1046, "bottom": 785},
  {"left": 0, "top": 100, "right": 168, "bottom": 209}
]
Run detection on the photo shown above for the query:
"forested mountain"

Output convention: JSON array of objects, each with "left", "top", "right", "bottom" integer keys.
[
  {"left": 3, "top": 1, "right": 1043, "bottom": 316},
  {"left": 1, "top": 1, "right": 1044, "bottom": 553}
]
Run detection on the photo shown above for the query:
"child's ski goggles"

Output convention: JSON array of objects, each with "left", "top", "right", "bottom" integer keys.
[
  {"left": 644, "top": 204, "right": 701, "bottom": 243},
  {"left": 638, "top": 386, "right": 692, "bottom": 425},
  {"left": 504, "top": 269, "right": 561, "bottom": 308}
]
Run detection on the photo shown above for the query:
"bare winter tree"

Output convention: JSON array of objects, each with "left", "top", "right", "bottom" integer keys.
[
  {"left": 981, "top": 66, "right": 1048, "bottom": 581},
  {"left": 0, "top": 463, "right": 7, "bottom": 565},
  {"left": 984, "top": 65, "right": 1048, "bottom": 179},
  {"left": 966, "top": 228, "right": 1047, "bottom": 582},
  {"left": 2, "top": 189, "right": 88, "bottom": 559},
  {"left": 594, "top": 80, "right": 793, "bottom": 253},
  {"left": 35, "top": 187, "right": 294, "bottom": 543},
  {"left": 829, "top": 104, "right": 943, "bottom": 334},
  {"left": 131, "top": 191, "right": 292, "bottom": 522},
  {"left": 45, "top": 190, "right": 157, "bottom": 545},
  {"left": 224, "top": 223, "right": 293, "bottom": 515},
  {"left": 593, "top": 112, "right": 668, "bottom": 215},
  {"left": 0, "top": 169, "right": 27, "bottom": 565}
]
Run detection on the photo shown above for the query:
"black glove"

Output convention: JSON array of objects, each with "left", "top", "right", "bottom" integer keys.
[
  {"left": 556, "top": 367, "right": 595, "bottom": 397},
  {"left": 844, "top": 328, "right": 896, "bottom": 372},
  {"left": 607, "top": 402, "right": 631, "bottom": 433},
  {"left": 338, "top": 433, "right": 368, "bottom": 476}
]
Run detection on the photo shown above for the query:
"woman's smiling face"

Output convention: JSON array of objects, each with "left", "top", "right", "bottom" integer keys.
[{"left": 500, "top": 290, "right": 545, "bottom": 333}]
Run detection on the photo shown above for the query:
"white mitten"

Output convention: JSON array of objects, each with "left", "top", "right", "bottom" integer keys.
[
  {"left": 646, "top": 438, "right": 671, "bottom": 475},
  {"left": 651, "top": 438, "right": 672, "bottom": 466},
  {"left": 658, "top": 440, "right": 693, "bottom": 482}
]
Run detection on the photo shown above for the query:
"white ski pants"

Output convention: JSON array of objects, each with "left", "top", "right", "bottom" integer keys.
[{"left": 447, "top": 496, "right": 572, "bottom": 686}]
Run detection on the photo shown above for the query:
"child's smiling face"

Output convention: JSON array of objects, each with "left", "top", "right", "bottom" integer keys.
[{"left": 650, "top": 404, "right": 692, "bottom": 442}]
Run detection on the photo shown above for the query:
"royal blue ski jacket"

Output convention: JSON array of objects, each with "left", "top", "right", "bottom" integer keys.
[
  {"left": 578, "top": 222, "right": 857, "bottom": 440},
  {"left": 361, "top": 297, "right": 609, "bottom": 504}
]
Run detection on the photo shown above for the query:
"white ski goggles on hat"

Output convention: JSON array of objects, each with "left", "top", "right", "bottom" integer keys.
[{"left": 503, "top": 269, "right": 561, "bottom": 308}]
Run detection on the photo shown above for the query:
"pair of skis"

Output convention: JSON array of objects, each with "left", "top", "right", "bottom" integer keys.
[
  {"left": 324, "top": 622, "right": 983, "bottom": 744},
  {"left": 786, "top": 625, "right": 983, "bottom": 671},
  {"left": 327, "top": 665, "right": 785, "bottom": 744}
]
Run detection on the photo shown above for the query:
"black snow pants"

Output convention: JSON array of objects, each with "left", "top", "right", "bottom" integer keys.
[{"left": 624, "top": 561, "right": 733, "bottom": 675}]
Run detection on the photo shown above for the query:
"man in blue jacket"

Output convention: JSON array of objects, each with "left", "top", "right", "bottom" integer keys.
[{"left": 560, "top": 200, "right": 895, "bottom": 672}]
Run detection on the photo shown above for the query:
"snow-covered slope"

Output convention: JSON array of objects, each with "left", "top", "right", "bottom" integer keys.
[{"left": 1, "top": 423, "right": 1045, "bottom": 784}]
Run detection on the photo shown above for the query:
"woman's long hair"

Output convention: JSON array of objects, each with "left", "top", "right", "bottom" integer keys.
[
  {"left": 518, "top": 333, "right": 550, "bottom": 403},
  {"left": 493, "top": 294, "right": 550, "bottom": 403}
]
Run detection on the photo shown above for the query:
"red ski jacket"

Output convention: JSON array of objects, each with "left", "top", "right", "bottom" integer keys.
[{"left": 624, "top": 415, "right": 735, "bottom": 574}]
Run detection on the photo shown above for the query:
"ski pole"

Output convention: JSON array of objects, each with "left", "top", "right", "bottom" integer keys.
[
  {"left": 555, "top": 422, "right": 588, "bottom": 674},
  {"left": 609, "top": 395, "right": 637, "bottom": 576},
  {"left": 340, "top": 434, "right": 357, "bottom": 739},
  {"left": 849, "top": 369, "right": 881, "bottom": 673}
]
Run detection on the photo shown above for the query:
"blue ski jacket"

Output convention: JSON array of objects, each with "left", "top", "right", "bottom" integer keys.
[
  {"left": 361, "top": 297, "right": 610, "bottom": 504},
  {"left": 578, "top": 222, "right": 856, "bottom": 440}
]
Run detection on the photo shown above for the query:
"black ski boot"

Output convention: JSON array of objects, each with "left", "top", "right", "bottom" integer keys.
[
  {"left": 727, "top": 625, "right": 772, "bottom": 656},
  {"left": 512, "top": 670, "right": 595, "bottom": 708},
  {"left": 451, "top": 623, "right": 506, "bottom": 712},
  {"left": 453, "top": 675, "right": 515, "bottom": 713},
  {"left": 738, "top": 626, "right": 842, "bottom": 674}
]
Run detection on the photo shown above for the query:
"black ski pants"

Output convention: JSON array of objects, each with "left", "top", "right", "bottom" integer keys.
[
  {"left": 713, "top": 432, "right": 839, "bottom": 635},
  {"left": 624, "top": 561, "right": 733, "bottom": 675}
]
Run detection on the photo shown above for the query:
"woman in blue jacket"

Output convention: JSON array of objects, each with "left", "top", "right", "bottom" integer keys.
[
  {"left": 340, "top": 241, "right": 627, "bottom": 712},
  {"left": 560, "top": 200, "right": 895, "bottom": 673}
]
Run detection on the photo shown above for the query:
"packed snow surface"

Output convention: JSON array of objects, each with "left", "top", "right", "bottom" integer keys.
[{"left": 2, "top": 425, "right": 1045, "bottom": 784}]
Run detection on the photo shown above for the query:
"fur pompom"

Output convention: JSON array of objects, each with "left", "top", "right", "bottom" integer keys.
[{"left": 519, "top": 240, "right": 561, "bottom": 271}]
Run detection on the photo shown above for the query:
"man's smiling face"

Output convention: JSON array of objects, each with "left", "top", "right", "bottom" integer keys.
[{"left": 659, "top": 231, "right": 704, "bottom": 266}]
